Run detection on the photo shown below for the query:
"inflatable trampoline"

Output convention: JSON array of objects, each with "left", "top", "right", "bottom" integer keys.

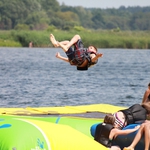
[
  {"left": 0, "top": 104, "right": 146, "bottom": 150},
  {"left": 0, "top": 115, "right": 107, "bottom": 150}
]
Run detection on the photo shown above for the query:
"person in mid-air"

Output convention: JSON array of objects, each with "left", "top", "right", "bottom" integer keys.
[{"left": 50, "top": 34, "right": 103, "bottom": 70}]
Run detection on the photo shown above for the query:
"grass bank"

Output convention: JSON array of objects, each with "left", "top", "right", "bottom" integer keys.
[{"left": 0, "top": 30, "right": 150, "bottom": 49}]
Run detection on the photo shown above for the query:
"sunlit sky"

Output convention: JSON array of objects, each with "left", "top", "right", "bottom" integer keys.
[{"left": 57, "top": 0, "right": 150, "bottom": 8}]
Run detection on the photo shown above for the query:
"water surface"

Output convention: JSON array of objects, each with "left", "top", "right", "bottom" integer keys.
[{"left": 0, "top": 47, "right": 149, "bottom": 108}]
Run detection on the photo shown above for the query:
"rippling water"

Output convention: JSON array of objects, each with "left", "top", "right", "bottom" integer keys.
[{"left": 0, "top": 47, "right": 149, "bottom": 108}]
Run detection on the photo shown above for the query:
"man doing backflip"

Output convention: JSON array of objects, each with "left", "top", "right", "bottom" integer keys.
[{"left": 50, "top": 34, "right": 103, "bottom": 70}]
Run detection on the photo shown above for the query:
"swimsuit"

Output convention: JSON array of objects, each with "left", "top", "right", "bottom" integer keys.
[{"left": 113, "top": 112, "right": 126, "bottom": 129}]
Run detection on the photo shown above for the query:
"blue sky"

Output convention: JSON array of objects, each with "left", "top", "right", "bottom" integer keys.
[{"left": 57, "top": 0, "right": 150, "bottom": 8}]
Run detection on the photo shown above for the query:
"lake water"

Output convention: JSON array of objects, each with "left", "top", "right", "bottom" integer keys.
[{"left": 0, "top": 47, "right": 149, "bottom": 108}]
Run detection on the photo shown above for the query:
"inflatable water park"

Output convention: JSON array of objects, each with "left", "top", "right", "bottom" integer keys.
[{"left": 0, "top": 104, "right": 145, "bottom": 150}]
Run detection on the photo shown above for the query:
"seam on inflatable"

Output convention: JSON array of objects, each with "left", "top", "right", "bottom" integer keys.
[
  {"left": 14, "top": 118, "right": 51, "bottom": 150},
  {"left": 55, "top": 117, "right": 61, "bottom": 124}
]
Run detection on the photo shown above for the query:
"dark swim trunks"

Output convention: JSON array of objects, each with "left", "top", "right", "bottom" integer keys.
[{"left": 65, "top": 39, "right": 87, "bottom": 66}]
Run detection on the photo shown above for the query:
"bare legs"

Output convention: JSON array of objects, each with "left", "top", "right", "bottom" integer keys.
[
  {"left": 144, "top": 124, "right": 150, "bottom": 150},
  {"left": 50, "top": 34, "right": 81, "bottom": 52},
  {"left": 123, "top": 123, "right": 150, "bottom": 150},
  {"left": 50, "top": 34, "right": 59, "bottom": 47},
  {"left": 58, "top": 34, "right": 81, "bottom": 52}
]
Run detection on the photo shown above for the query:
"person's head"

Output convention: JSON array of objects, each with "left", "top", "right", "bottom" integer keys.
[
  {"left": 104, "top": 114, "right": 115, "bottom": 125},
  {"left": 87, "top": 45, "right": 98, "bottom": 66},
  {"left": 87, "top": 46, "right": 97, "bottom": 55}
]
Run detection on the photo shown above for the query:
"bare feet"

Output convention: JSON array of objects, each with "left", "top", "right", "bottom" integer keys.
[
  {"left": 123, "top": 147, "right": 134, "bottom": 150},
  {"left": 50, "top": 34, "right": 59, "bottom": 47},
  {"left": 58, "top": 42, "right": 68, "bottom": 52}
]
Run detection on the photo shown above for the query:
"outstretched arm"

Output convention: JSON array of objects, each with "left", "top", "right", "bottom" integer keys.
[
  {"left": 110, "top": 125, "right": 140, "bottom": 140},
  {"left": 56, "top": 52, "right": 69, "bottom": 63}
]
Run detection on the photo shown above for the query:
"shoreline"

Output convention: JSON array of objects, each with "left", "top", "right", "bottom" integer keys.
[{"left": 0, "top": 30, "right": 150, "bottom": 49}]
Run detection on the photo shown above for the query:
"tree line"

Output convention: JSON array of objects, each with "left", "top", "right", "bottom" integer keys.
[{"left": 0, "top": 0, "right": 150, "bottom": 31}]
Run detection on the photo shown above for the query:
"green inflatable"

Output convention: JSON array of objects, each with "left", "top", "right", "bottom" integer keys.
[{"left": 0, "top": 115, "right": 106, "bottom": 150}]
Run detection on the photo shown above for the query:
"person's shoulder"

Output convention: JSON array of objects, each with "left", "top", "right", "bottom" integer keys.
[
  {"left": 146, "top": 89, "right": 150, "bottom": 93},
  {"left": 110, "top": 128, "right": 119, "bottom": 138},
  {"left": 116, "top": 111, "right": 123, "bottom": 115},
  {"left": 144, "top": 89, "right": 150, "bottom": 96}
]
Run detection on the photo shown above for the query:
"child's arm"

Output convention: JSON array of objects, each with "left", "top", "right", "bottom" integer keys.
[
  {"left": 91, "top": 53, "right": 103, "bottom": 63},
  {"left": 56, "top": 52, "right": 69, "bottom": 63},
  {"left": 110, "top": 125, "right": 140, "bottom": 140}
]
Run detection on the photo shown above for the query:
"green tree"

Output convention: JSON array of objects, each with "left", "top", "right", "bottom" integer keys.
[
  {"left": 130, "top": 12, "right": 150, "bottom": 30},
  {"left": 0, "top": 0, "right": 41, "bottom": 29},
  {"left": 91, "top": 9, "right": 105, "bottom": 29},
  {"left": 60, "top": 6, "right": 93, "bottom": 29},
  {"left": 25, "top": 11, "right": 49, "bottom": 30},
  {"left": 39, "top": 0, "right": 60, "bottom": 12},
  {"left": 1, "top": 0, "right": 150, "bottom": 31}
]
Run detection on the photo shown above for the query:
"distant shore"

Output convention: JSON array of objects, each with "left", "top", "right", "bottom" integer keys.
[{"left": 0, "top": 30, "right": 150, "bottom": 49}]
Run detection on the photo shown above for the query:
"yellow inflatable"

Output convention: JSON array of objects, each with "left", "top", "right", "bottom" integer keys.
[
  {"left": 0, "top": 115, "right": 107, "bottom": 150},
  {"left": 0, "top": 104, "right": 126, "bottom": 150}
]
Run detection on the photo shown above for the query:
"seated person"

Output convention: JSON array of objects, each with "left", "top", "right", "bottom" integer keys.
[{"left": 104, "top": 102, "right": 150, "bottom": 129}]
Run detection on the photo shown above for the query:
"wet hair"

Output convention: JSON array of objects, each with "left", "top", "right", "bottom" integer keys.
[
  {"left": 141, "top": 101, "right": 150, "bottom": 114},
  {"left": 104, "top": 114, "right": 115, "bottom": 125}
]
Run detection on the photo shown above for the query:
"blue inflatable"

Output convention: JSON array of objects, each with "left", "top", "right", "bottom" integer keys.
[{"left": 90, "top": 123, "right": 145, "bottom": 150}]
